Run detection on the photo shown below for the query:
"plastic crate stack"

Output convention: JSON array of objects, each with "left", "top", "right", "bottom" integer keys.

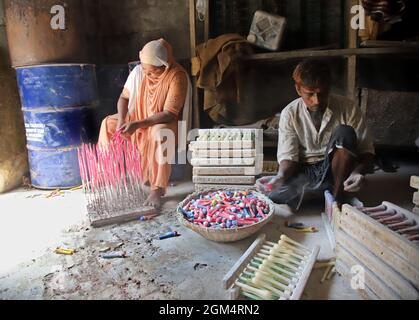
[{"left": 190, "top": 129, "right": 263, "bottom": 191}]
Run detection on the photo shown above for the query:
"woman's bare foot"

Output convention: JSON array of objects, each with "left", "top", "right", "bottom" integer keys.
[{"left": 145, "top": 188, "right": 164, "bottom": 210}]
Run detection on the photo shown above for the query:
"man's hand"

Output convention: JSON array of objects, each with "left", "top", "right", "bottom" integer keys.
[
  {"left": 268, "top": 174, "right": 284, "bottom": 189},
  {"left": 344, "top": 172, "right": 365, "bottom": 193},
  {"left": 256, "top": 174, "right": 284, "bottom": 194}
]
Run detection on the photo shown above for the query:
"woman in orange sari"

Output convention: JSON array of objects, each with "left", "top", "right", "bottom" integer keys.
[{"left": 99, "top": 39, "right": 191, "bottom": 209}]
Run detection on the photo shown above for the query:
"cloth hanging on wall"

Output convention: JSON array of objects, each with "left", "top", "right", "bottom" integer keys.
[{"left": 195, "top": 34, "right": 253, "bottom": 125}]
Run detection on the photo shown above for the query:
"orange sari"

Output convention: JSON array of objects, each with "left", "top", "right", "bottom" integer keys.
[{"left": 99, "top": 40, "right": 188, "bottom": 191}]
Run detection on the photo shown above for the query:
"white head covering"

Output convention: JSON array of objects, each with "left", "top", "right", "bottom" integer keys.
[{"left": 139, "top": 39, "right": 169, "bottom": 68}]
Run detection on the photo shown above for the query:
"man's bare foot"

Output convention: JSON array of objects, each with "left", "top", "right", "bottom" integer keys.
[{"left": 145, "top": 188, "right": 164, "bottom": 210}]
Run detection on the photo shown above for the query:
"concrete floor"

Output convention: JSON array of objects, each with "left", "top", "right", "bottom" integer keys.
[{"left": 0, "top": 156, "right": 417, "bottom": 300}]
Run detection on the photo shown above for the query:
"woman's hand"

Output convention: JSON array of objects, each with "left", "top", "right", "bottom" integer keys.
[
  {"left": 120, "top": 120, "right": 149, "bottom": 136},
  {"left": 120, "top": 121, "right": 139, "bottom": 136},
  {"left": 117, "top": 117, "right": 125, "bottom": 131}
]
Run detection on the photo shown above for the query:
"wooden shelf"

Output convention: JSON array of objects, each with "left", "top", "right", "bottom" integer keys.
[
  {"left": 242, "top": 47, "right": 419, "bottom": 63},
  {"left": 361, "top": 40, "right": 419, "bottom": 49}
]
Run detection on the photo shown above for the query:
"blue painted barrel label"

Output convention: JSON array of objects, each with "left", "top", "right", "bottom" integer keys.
[{"left": 25, "top": 123, "right": 46, "bottom": 143}]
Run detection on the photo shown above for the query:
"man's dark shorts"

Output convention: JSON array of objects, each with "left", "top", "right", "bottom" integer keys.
[{"left": 268, "top": 125, "right": 358, "bottom": 210}]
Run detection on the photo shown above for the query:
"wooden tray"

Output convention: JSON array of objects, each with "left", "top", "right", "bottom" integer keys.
[
  {"left": 336, "top": 229, "right": 418, "bottom": 300},
  {"left": 223, "top": 234, "right": 320, "bottom": 300},
  {"left": 341, "top": 203, "right": 419, "bottom": 267}
]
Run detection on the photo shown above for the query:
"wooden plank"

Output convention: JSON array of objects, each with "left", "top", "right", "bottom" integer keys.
[
  {"left": 413, "top": 192, "right": 419, "bottom": 206},
  {"left": 411, "top": 176, "right": 419, "bottom": 190},
  {"left": 322, "top": 213, "right": 336, "bottom": 250},
  {"left": 229, "top": 287, "right": 241, "bottom": 300},
  {"left": 89, "top": 207, "right": 156, "bottom": 228},
  {"left": 189, "top": 0, "right": 200, "bottom": 129},
  {"left": 336, "top": 244, "right": 401, "bottom": 300},
  {"left": 361, "top": 40, "right": 419, "bottom": 49},
  {"left": 290, "top": 245, "right": 320, "bottom": 300},
  {"left": 254, "top": 129, "right": 264, "bottom": 155},
  {"left": 223, "top": 234, "right": 266, "bottom": 290},
  {"left": 335, "top": 260, "right": 379, "bottom": 300},
  {"left": 341, "top": 205, "right": 419, "bottom": 267},
  {"left": 194, "top": 166, "right": 259, "bottom": 176},
  {"left": 335, "top": 256, "right": 386, "bottom": 300},
  {"left": 195, "top": 184, "right": 256, "bottom": 192},
  {"left": 196, "top": 128, "right": 261, "bottom": 134},
  {"left": 192, "top": 149, "right": 256, "bottom": 158},
  {"left": 204, "top": 0, "right": 210, "bottom": 42},
  {"left": 336, "top": 230, "right": 419, "bottom": 300},
  {"left": 340, "top": 214, "right": 419, "bottom": 289},
  {"left": 345, "top": 0, "right": 358, "bottom": 99},
  {"left": 191, "top": 157, "right": 256, "bottom": 167},
  {"left": 241, "top": 47, "right": 419, "bottom": 63},
  {"left": 193, "top": 175, "right": 256, "bottom": 185},
  {"left": 190, "top": 140, "right": 255, "bottom": 150},
  {"left": 346, "top": 56, "right": 357, "bottom": 98}
]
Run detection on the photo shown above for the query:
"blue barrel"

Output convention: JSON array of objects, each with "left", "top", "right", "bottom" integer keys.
[{"left": 16, "top": 64, "right": 98, "bottom": 189}]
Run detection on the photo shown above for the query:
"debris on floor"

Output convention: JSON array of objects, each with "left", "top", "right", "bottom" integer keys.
[
  {"left": 159, "top": 231, "right": 180, "bottom": 240},
  {"left": 101, "top": 251, "right": 128, "bottom": 259},
  {"left": 193, "top": 263, "right": 208, "bottom": 270},
  {"left": 285, "top": 221, "right": 319, "bottom": 233},
  {"left": 45, "top": 189, "right": 65, "bottom": 199},
  {"left": 54, "top": 248, "right": 76, "bottom": 255}
]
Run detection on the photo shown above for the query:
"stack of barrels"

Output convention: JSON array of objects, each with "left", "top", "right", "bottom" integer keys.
[{"left": 3, "top": 0, "right": 98, "bottom": 189}]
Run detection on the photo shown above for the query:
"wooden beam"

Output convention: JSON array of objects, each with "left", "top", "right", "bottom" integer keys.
[
  {"left": 189, "top": 0, "right": 197, "bottom": 69},
  {"left": 361, "top": 40, "right": 419, "bottom": 49},
  {"left": 204, "top": 0, "right": 210, "bottom": 42},
  {"left": 189, "top": 0, "right": 201, "bottom": 129},
  {"left": 345, "top": 0, "right": 358, "bottom": 99},
  {"left": 242, "top": 47, "right": 419, "bottom": 63}
]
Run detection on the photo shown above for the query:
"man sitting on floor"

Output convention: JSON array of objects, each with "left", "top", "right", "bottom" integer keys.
[{"left": 259, "top": 59, "right": 375, "bottom": 209}]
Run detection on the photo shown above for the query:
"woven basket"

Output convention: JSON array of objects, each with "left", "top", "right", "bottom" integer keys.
[{"left": 177, "top": 188, "right": 275, "bottom": 243}]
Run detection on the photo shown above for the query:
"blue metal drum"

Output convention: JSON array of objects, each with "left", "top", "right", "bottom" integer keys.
[{"left": 15, "top": 64, "right": 98, "bottom": 189}]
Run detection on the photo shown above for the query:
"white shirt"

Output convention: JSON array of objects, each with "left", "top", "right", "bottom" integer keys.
[{"left": 277, "top": 94, "right": 375, "bottom": 165}]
